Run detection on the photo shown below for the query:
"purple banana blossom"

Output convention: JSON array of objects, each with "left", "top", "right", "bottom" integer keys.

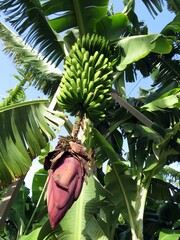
[{"left": 44, "top": 137, "right": 90, "bottom": 229}]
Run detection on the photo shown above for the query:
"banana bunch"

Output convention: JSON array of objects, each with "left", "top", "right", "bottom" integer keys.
[{"left": 57, "top": 34, "right": 115, "bottom": 122}]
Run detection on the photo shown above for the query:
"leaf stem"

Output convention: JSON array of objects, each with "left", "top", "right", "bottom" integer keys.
[
  {"left": 111, "top": 89, "right": 165, "bottom": 138},
  {"left": 24, "top": 178, "right": 48, "bottom": 235},
  {"left": 71, "top": 112, "right": 84, "bottom": 138},
  {"left": 111, "top": 164, "right": 136, "bottom": 237},
  {"left": 128, "top": 138, "right": 136, "bottom": 176},
  {"left": 72, "top": 0, "right": 85, "bottom": 36},
  {"left": 133, "top": 172, "right": 154, "bottom": 240},
  {"left": 48, "top": 87, "right": 60, "bottom": 111}
]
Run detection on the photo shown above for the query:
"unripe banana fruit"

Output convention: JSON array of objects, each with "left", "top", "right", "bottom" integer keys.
[{"left": 57, "top": 33, "right": 115, "bottom": 123}]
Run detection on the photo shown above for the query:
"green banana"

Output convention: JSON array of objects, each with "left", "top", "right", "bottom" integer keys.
[
  {"left": 83, "top": 62, "right": 90, "bottom": 75},
  {"left": 71, "top": 57, "right": 80, "bottom": 66},
  {"left": 58, "top": 33, "right": 117, "bottom": 122},
  {"left": 83, "top": 92, "right": 94, "bottom": 108},
  {"left": 81, "top": 78, "right": 89, "bottom": 97},
  {"left": 63, "top": 86, "right": 78, "bottom": 101},
  {"left": 91, "top": 34, "right": 100, "bottom": 52},
  {"left": 65, "top": 68, "right": 75, "bottom": 78},
  {"left": 64, "top": 55, "right": 72, "bottom": 66},
  {"left": 101, "top": 72, "right": 113, "bottom": 83},
  {"left": 87, "top": 109, "right": 106, "bottom": 122},
  {"left": 70, "top": 65, "right": 78, "bottom": 77},
  {"left": 57, "top": 91, "right": 75, "bottom": 107},
  {"left": 82, "top": 51, "right": 90, "bottom": 65},
  {"left": 92, "top": 51, "right": 101, "bottom": 65},
  {"left": 63, "top": 73, "right": 77, "bottom": 91},
  {"left": 87, "top": 80, "right": 94, "bottom": 93},
  {"left": 70, "top": 105, "right": 81, "bottom": 116},
  {"left": 81, "top": 34, "right": 86, "bottom": 47},
  {"left": 88, "top": 55, "right": 94, "bottom": 66},
  {"left": 76, "top": 77, "right": 82, "bottom": 96},
  {"left": 73, "top": 47, "right": 84, "bottom": 61},
  {"left": 87, "top": 67, "right": 94, "bottom": 81},
  {"left": 93, "top": 77, "right": 105, "bottom": 87},
  {"left": 88, "top": 101, "right": 101, "bottom": 109},
  {"left": 94, "top": 54, "right": 106, "bottom": 69},
  {"left": 94, "top": 94, "right": 105, "bottom": 103},
  {"left": 94, "top": 70, "right": 102, "bottom": 80}
]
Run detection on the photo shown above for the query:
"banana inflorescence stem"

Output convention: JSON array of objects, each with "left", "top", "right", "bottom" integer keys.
[{"left": 71, "top": 113, "right": 84, "bottom": 138}]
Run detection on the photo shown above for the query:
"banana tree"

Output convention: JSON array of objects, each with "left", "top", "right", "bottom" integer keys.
[{"left": 0, "top": 0, "right": 179, "bottom": 239}]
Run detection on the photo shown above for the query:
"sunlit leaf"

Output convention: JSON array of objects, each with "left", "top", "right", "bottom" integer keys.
[
  {"left": 117, "top": 34, "right": 172, "bottom": 71},
  {"left": 0, "top": 100, "right": 64, "bottom": 186},
  {"left": 0, "top": 22, "right": 62, "bottom": 96},
  {"left": 158, "top": 228, "right": 180, "bottom": 240},
  {"left": 153, "top": 122, "right": 180, "bottom": 168},
  {"left": 91, "top": 128, "right": 135, "bottom": 223},
  {"left": 92, "top": 128, "right": 127, "bottom": 166},
  {"left": 104, "top": 168, "right": 136, "bottom": 222},
  {"left": 43, "top": 0, "right": 109, "bottom": 35},
  {"left": 32, "top": 168, "right": 47, "bottom": 203},
  {"left": 19, "top": 228, "right": 41, "bottom": 240},
  {"left": 142, "top": 88, "right": 180, "bottom": 111},
  {"left": 86, "top": 216, "right": 109, "bottom": 240},
  {"left": 161, "top": 13, "right": 180, "bottom": 35},
  {"left": 0, "top": 0, "right": 65, "bottom": 66},
  {"left": 96, "top": 13, "right": 129, "bottom": 40}
]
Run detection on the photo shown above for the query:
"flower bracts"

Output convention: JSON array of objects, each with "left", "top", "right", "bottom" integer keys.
[{"left": 44, "top": 136, "right": 90, "bottom": 229}]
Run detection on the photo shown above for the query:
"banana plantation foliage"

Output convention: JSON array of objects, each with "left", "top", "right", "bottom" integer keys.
[{"left": 0, "top": 0, "right": 179, "bottom": 239}]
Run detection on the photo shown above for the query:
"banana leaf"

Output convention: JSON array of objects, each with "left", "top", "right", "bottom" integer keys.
[
  {"left": 117, "top": 34, "right": 172, "bottom": 71},
  {"left": 0, "top": 0, "right": 109, "bottom": 65},
  {"left": 0, "top": 100, "right": 65, "bottom": 186},
  {"left": 0, "top": 22, "right": 62, "bottom": 97}
]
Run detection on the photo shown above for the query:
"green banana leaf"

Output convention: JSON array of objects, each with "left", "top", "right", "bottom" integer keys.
[
  {"left": 85, "top": 216, "right": 109, "bottom": 240},
  {"left": 0, "top": 0, "right": 109, "bottom": 65},
  {"left": 141, "top": 88, "right": 180, "bottom": 111},
  {"left": 0, "top": 71, "right": 27, "bottom": 107},
  {"left": 0, "top": 22, "right": 62, "bottom": 97},
  {"left": 153, "top": 122, "right": 180, "bottom": 167},
  {"left": 42, "top": 0, "right": 109, "bottom": 35},
  {"left": 161, "top": 13, "right": 180, "bottom": 35},
  {"left": 5, "top": 184, "right": 31, "bottom": 237},
  {"left": 122, "top": 0, "right": 164, "bottom": 18},
  {"left": 0, "top": 0, "right": 64, "bottom": 65},
  {"left": 0, "top": 22, "right": 62, "bottom": 78},
  {"left": 32, "top": 168, "right": 48, "bottom": 204},
  {"left": 117, "top": 34, "right": 172, "bottom": 71},
  {"left": 104, "top": 168, "right": 137, "bottom": 223},
  {"left": 95, "top": 13, "right": 129, "bottom": 40},
  {"left": 0, "top": 100, "right": 65, "bottom": 186},
  {"left": 19, "top": 228, "right": 41, "bottom": 240},
  {"left": 91, "top": 129, "right": 136, "bottom": 223},
  {"left": 141, "top": 0, "right": 163, "bottom": 17},
  {"left": 158, "top": 229, "right": 180, "bottom": 240}
]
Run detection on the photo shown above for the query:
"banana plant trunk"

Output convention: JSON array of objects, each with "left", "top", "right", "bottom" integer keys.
[{"left": 130, "top": 176, "right": 151, "bottom": 240}]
